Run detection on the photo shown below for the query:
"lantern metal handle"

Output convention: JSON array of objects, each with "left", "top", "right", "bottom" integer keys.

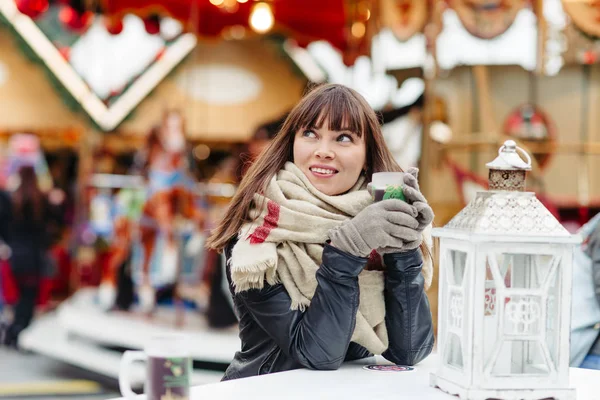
[{"left": 498, "top": 143, "right": 532, "bottom": 168}]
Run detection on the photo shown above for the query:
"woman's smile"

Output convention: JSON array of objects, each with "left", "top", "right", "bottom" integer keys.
[{"left": 309, "top": 164, "right": 339, "bottom": 178}]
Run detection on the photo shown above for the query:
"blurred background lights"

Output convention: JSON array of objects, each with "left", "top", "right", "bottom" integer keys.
[
  {"left": 193, "top": 144, "right": 211, "bottom": 161},
  {"left": 249, "top": 3, "right": 274, "bottom": 34},
  {"left": 229, "top": 25, "right": 246, "bottom": 40},
  {"left": 351, "top": 22, "right": 366, "bottom": 38},
  {"left": 429, "top": 121, "right": 453, "bottom": 144}
]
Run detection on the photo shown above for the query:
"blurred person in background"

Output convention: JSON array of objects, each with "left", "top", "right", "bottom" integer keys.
[
  {"left": 0, "top": 187, "right": 11, "bottom": 339},
  {"left": 245, "top": 116, "right": 287, "bottom": 167},
  {"left": 2, "top": 166, "right": 60, "bottom": 347},
  {"left": 570, "top": 212, "right": 600, "bottom": 369}
]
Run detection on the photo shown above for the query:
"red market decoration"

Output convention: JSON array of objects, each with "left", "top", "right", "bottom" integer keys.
[
  {"left": 14, "top": 0, "right": 373, "bottom": 66},
  {"left": 581, "top": 50, "right": 599, "bottom": 65},
  {"left": 59, "top": 6, "right": 94, "bottom": 32},
  {"left": 451, "top": 0, "right": 528, "bottom": 39},
  {"left": 104, "top": 16, "right": 124, "bottom": 35},
  {"left": 143, "top": 15, "right": 161, "bottom": 35},
  {"left": 100, "top": 0, "right": 367, "bottom": 65},
  {"left": 15, "top": 0, "right": 49, "bottom": 19}
]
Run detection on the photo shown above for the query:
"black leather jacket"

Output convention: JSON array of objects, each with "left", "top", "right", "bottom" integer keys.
[{"left": 222, "top": 240, "right": 434, "bottom": 381}]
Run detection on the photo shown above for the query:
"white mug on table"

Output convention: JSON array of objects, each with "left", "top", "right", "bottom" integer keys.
[{"left": 119, "top": 334, "right": 191, "bottom": 400}]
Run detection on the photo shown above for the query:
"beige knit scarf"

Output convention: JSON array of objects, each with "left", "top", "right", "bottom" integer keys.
[{"left": 230, "top": 162, "right": 432, "bottom": 355}]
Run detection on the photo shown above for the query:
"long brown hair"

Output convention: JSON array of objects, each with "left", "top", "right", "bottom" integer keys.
[
  {"left": 207, "top": 83, "right": 431, "bottom": 263},
  {"left": 12, "top": 165, "right": 44, "bottom": 221}
]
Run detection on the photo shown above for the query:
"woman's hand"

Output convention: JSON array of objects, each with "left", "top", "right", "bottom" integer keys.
[
  {"left": 329, "top": 199, "right": 421, "bottom": 258},
  {"left": 402, "top": 168, "right": 434, "bottom": 231},
  {"left": 376, "top": 168, "right": 434, "bottom": 255}
]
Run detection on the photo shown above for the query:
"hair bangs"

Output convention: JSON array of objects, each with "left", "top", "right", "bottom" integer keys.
[{"left": 293, "top": 86, "right": 367, "bottom": 137}]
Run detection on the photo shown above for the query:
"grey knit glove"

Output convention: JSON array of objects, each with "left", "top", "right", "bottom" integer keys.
[
  {"left": 328, "top": 199, "right": 421, "bottom": 258},
  {"left": 376, "top": 168, "right": 434, "bottom": 255},
  {"left": 402, "top": 168, "right": 434, "bottom": 230}
]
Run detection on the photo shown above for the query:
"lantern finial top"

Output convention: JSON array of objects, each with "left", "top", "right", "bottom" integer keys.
[{"left": 486, "top": 140, "right": 532, "bottom": 191}]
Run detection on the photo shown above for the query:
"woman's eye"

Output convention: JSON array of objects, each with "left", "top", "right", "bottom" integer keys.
[
  {"left": 302, "top": 130, "right": 317, "bottom": 138},
  {"left": 337, "top": 134, "right": 353, "bottom": 143}
]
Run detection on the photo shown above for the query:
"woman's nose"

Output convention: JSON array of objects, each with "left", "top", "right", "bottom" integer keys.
[{"left": 315, "top": 144, "right": 334, "bottom": 160}]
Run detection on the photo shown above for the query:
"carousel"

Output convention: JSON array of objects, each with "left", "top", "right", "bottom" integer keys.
[{"left": 2, "top": 0, "right": 600, "bottom": 385}]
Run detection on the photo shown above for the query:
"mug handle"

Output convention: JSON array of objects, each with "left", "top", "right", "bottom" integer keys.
[{"left": 119, "top": 350, "right": 147, "bottom": 399}]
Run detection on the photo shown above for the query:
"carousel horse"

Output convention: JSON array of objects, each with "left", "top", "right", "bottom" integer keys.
[
  {"left": 98, "top": 111, "right": 205, "bottom": 318},
  {"left": 135, "top": 182, "right": 204, "bottom": 316},
  {"left": 132, "top": 111, "right": 204, "bottom": 317}
]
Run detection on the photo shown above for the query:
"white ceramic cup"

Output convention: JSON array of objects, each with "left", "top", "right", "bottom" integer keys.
[
  {"left": 119, "top": 334, "right": 191, "bottom": 400},
  {"left": 368, "top": 172, "right": 406, "bottom": 202}
]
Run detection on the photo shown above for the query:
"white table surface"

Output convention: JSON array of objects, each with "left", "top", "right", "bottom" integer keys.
[{"left": 109, "top": 354, "right": 600, "bottom": 400}]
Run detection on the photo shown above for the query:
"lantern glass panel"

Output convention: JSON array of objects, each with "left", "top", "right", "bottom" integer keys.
[
  {"left": 445, "top": 333, "right": 464, "bottom": 370},
  {"left": 482, "top": 251, "right": 562, "bottom": 378},
  {"left": 490, "top": 340, "right": 550, "bottom": 376},
  {"left": 545, "top": 263, "right": 561, "bottom": 370},
  {"left": 448, "top": 250, "right": 467, "bottom": 286},
  {"left": 443, "top": 249, "right": 468, "bottom": 372}
]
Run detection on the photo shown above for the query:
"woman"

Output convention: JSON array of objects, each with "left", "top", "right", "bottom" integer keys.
[
  {"left": 207, "top": 84, "right": 434, "bottom": 380},
  {"left": 2, "top": 166, "right": 56, "bottom": 347}
]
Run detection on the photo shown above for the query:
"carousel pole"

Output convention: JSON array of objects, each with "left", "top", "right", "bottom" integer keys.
[
  {"left": 172, "top": 0, "right": 201, "bottom": 328},
  {"left": 472, "top": 66, "right": 496, "bottom": 136},
  {"left": 578, "top": 64, "right": 591, "bottom": 224},
  {"left": 534, "top": 0, "right": 546, "bottom": 76},
  {"left": 522, "top": 0, "right": 546, "bottom": 193},
  {"left": 419, "top": 0, "right": 442, "bottom": 198},
  {"left": 471, "top": 62, "right": 497, "bottom": 176},
  {"left": 70, "top": 127, "right": 96, "bottom": 295},
  {"left": 420, "top": 0, "right": 443, "bottom": 336}
]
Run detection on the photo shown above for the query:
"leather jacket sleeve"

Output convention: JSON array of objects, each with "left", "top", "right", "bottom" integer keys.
[
  {"left": 235, "top": 243, "right": 366, "bottom": 370},
  {"left": 381, "top": 249, "right": 434, "bottom": 365}
]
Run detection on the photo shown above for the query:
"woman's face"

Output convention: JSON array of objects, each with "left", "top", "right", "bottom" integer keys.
[{"left": 293, "top": 121, "right": 367, "bottom": 196}]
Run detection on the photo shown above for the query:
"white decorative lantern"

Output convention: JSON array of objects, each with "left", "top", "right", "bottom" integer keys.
[{"left": 430, "top": 140, "right": 580, "bottom": 400}]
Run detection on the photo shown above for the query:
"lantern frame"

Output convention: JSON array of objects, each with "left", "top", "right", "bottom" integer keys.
[
  {"left": 430, "top": 141, "right": 580, "bottom": 400},
  {"left": 431, "top": 232, "right": 578, "bottom": 400}
]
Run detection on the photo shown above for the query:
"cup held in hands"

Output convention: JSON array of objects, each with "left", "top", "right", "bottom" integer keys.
[{"left": 368, "top": 172, "right": 406, "bottom": 202}]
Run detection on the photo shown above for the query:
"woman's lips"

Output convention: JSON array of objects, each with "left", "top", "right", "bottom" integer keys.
[{"left": 309, "top": 166, "right": 338, "bottom": 178}]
